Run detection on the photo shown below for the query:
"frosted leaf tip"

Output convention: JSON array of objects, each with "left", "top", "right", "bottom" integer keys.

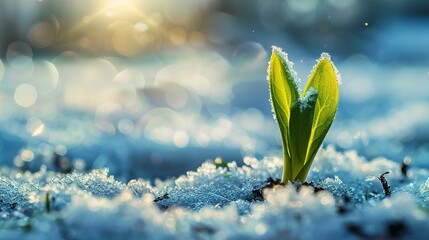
[{"left": 320, "top": 52, "right": 331, "bottom": 60}]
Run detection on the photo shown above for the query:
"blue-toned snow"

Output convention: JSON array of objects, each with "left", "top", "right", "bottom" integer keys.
[{"left": 1, "top": 147, "right": 429, "bottom": 239}]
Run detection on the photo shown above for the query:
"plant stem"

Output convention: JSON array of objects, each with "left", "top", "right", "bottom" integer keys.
[{"left": 281, "top": 142, "right": 292, "bottom": 183}]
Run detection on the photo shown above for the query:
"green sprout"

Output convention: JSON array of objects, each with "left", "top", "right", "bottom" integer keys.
[{"left": 268, "top": 46, "right": 339, "bottom": 183}]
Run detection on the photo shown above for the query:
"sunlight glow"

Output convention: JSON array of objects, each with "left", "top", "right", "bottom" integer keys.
[{"left": 57, "top": 0, "right": 169, "bottom": 56}]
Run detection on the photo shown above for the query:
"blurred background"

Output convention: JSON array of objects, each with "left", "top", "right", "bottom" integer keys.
[{"left": 0, "top": 0, "right": 429, "bottom": 181}]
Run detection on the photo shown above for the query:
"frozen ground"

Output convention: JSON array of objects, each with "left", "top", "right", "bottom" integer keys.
[{"left": 1, "top": 147, "right": 429, "bottom": 239}]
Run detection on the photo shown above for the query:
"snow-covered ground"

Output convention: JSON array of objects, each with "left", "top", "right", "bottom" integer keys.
[{"left": 1, "top": 147, "right": 429, "bottom": 239}]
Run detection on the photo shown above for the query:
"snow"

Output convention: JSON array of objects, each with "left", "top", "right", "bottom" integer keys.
[{"left": 1, "top": 146, "right": 429, "bottom": 239}]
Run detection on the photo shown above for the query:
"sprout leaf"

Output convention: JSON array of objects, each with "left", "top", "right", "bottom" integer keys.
[
  {"left": 268, "top": 47, "right": 339, "bottom": 183},
  {"left": 268, "top": 47, "right": 300, "bottom": 181}
]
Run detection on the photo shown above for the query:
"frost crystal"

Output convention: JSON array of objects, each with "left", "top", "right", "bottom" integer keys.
[
  {"left": 320, "top": 52, "right": 331, "bottom": 60},
  {"left": 270, "top": 46, "right": 302, "bottom": 91},
  {"left": 307, "top": 52, "right": 342, "bottom": 86},
  {"left": 317, "top": 52, "right": 342, "bottom": 85},
  {"left": 299, "top": 87, "right": 318, "bottom": 112},
  {"left": 267, "top": 46, "right": 301, "bottom": 123}
]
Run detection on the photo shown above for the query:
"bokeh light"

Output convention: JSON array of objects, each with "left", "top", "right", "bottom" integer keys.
[
  {"left": 26, "top": 117, "right": 45, "bottom": 136},
  {"left": 14, "top": 84, "right": 38, "bottom": 107},
  {"left": 28, "top": 21, "right": 56, "bottom": 48},
  {"left": 6, "top": 41, "right": 33, "bottom": 69}
]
